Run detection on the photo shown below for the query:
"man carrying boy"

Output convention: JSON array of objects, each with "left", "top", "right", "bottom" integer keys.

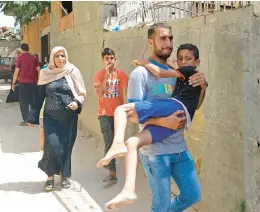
[{"left": 126, "top": 24, "right": 207, "bottom": 212}]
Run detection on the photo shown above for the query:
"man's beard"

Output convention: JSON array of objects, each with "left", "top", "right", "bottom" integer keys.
[
  {"left": 156, "top": 52, "right": 171, "bottom": 60},
  {"left": 154, "top": 45, "right": 172, "bottom": 61}
]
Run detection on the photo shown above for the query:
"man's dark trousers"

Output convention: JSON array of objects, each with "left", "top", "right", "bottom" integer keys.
[{"left": 19, "top": 83, "right": 37, "bottom": 121}]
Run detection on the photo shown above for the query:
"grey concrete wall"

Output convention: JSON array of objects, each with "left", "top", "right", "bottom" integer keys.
[
  {"left": 50, "top": 2, "right": 260, "bottom": 211},
  {"left": 50, "top": 2, "right": 105, "bottom": 137},
  {"left": 0, "top": 39, "right": 20, "bottom": 57}
]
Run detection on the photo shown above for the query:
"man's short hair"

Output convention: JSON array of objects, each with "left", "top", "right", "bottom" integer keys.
[
  {"left": 102, "top": 48, "right": 115, "bottom": 58},
  {"left": 21, "top": 43, "right": 29, "bottom": 52},
  {"left": 177, "top": 43, "right": 200, "bottom": 60},
  {"left": 147, "top": 22, "right": 172, "bottom": 39}
]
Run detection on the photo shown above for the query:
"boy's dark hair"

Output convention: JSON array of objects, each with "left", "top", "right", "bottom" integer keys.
[
  {"left": 177, "top": 43, "right": 199, "bottom": 60},
  {"left": 21, "top": 43, "right": 29, "bottom": 52},
  {"left": 148, "top": 22, "right": 172, "bottom": 39},
  {"left": 102, "top": 48, "right": 115, "bottom": 58}
]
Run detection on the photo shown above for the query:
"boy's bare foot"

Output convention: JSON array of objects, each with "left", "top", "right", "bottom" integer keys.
[
  {"left": 105, "top": 189, "right": 137, "bottom": 210},
  {"left": 97, "top": 144, "right": 127, "bottom": 168}
]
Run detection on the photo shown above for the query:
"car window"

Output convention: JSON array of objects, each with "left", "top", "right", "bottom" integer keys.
[{"left": 0, "top": 57, "right": 10, "bottom": 65}]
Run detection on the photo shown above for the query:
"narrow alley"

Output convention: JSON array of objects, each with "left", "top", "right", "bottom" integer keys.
[{"left": 0, "top": 80, "right": 152, "bottom": 212}]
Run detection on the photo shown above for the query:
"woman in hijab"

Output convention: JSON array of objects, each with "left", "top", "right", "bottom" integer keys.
[
  {"left": 27, "top": 46, "right": 86, "bottom": 191},
  {"left": 6, "top": 49, "right": 21, "bottom": 103}
]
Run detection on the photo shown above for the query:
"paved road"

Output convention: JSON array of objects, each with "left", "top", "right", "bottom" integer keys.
[{"left": 0, "top": 80, "right": 152, "bottom": 212}]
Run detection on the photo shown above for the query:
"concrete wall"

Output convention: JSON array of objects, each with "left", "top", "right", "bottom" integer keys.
[
  {"left": 50, "top": 2, "right": 260, "bottom": 211},
  {"left": 50, "top": 1, "right": 105, "bottom": 136},
  {"left": 0, "top": 39, "right": 20, "bottom": 57},
  {"left": 22, "top": 8, "right": 50, "bottom": 59}
]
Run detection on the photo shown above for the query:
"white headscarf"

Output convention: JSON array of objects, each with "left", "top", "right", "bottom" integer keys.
[{"left": 38, "top": 46, "right": 86, "bottom": 104}]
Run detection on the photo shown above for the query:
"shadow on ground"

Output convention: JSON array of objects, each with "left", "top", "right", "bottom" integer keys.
[
  {"left": 0, "top": 181, "right": 51, "bottom": 194},
  {"left": 0, "top": 81, "right": 40, "bottom": 154}
]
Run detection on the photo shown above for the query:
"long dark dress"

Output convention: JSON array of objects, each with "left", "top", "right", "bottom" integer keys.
[
  {"left": 6, "top": 64, "right": 19, "bottom": 103},
  {"left": 27, "top": 77, "right": 81, "bottom": 177}
]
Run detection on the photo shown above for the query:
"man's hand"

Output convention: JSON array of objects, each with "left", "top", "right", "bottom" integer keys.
[
  {"left": 11, "top": 84, "right": 16, "bottom": 91},
  {"left": 189, "top": 71, "right": 207, "bottom": 88},
  {"left": 145, "top": 110, "right": 187, "bottom": 130},
  {"left": 68, "top": 101, "right": 78, "bottom": 110},
  {"left": 162, "top": 110, "right": 187, "bottom": 130}
]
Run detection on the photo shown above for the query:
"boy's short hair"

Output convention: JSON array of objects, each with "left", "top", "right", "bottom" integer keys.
[
  {"left": 102, "top": 48, "right": 115, "bottom": 58},
  {"left": 177, "top": 43, "right": 199, "bottom": 60},
  {"left": 147, "top": 22, "right": 172, "bottom": 39},
  {"left": 21, "top": 43, "right": 29, "bottom": 52}
]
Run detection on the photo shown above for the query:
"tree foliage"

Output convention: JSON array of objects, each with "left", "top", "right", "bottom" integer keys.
[{"left": 0, "top": 1, "right": 50, "bottom": 27}]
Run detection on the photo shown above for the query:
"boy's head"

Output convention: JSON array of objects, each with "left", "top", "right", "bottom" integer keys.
[
  {"left": 177, "top": 43, "right": 200, "bottom": 68},
  {"left": 101, "top": 48, "right": 116, "bottom": 68}
]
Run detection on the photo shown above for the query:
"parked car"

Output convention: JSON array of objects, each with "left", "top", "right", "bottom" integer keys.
[{"left": 0, "top": 57, "right": 12, "bottom": 82}]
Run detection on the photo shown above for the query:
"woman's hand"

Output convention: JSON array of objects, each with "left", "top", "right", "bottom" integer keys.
[{"left": 68, "top": 101, "right": 78, "bottom": 110}]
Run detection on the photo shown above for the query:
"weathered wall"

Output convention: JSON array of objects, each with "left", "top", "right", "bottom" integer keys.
[
  {"left": 0, "top": 39, "right": 20, "bottom": 57},
  {"left": 51, "top": 2, "right": 260, "bottom": 211},
  {"left": 22, "top": 8, "right": 50, "bottom": 59},
  {"left": 50, "top": 1, "right": 107, "bottom": 136}
]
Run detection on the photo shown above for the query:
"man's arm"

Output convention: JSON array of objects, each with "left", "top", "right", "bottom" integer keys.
[
  {"left": 127, "top": 68, "right": 146, "bottom": 124},
  {"left": 95, "top": 75, "right": 108, "bottom": 97},
  {"left": 149, "top": 72, "right": 207, "bottom": 129},
  {"left": 94, "top": 62, "right": 114, "bottom": 97},
  {"left": 94, "top": 70, "right": 109, "bottom": 97},
  {"left": 129, "top": 65, "right": 188, "bottom": 130},
  {"left": 144, "top": 70, "right": 186, "bottom": 130},
  {"left": 188, "top": 71, "right": 207, "bottom": 109},
  {"left": 197, "top": 87, "right": 206, "bottom": 109},
  {"left": 146, "top": 110, "right": 187, "bottom": 130},
  {"left": 128, "top": 66, "right": 146, "bottom": 103}
]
